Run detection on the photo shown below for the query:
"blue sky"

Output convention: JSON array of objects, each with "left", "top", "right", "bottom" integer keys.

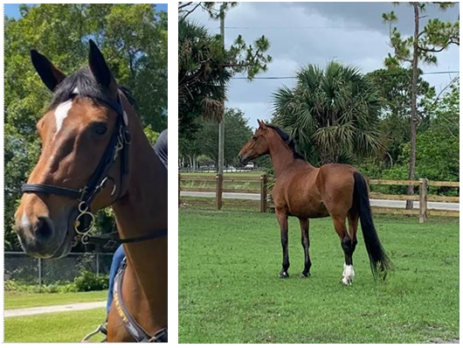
[{"left": 4, "top": 3, "right": 167, "bottom": 19}]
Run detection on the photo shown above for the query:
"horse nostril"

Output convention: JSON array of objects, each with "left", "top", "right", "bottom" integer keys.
[{"left": 34, "top": 217, "right": 54, "bottom": 242}]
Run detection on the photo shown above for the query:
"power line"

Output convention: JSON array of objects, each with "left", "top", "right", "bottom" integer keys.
[
  {"left": 232, "top": 71, "right": 460, "bottom": 80},
  {"left": 222, "top": 26, "right": 369, "bottom": 30}
]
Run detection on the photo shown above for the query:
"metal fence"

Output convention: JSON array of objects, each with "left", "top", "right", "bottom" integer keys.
[{"left": 4, "top": 251, "right": 114, "bottom": 286}]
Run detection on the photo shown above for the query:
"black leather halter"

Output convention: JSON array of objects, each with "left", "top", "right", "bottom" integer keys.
[{"left": 21, "top": 91, "right": 131, "bottom": 243}]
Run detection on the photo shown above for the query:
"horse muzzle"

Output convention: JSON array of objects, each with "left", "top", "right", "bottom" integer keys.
[
  {"left": 15, "top": 215, "right": 72, "bottom": 259},
  {"left": 238, "top": 154, "right": 249, "bottom": 166}
]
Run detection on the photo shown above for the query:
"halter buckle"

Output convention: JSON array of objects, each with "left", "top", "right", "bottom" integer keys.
[
  {"left": 79, "top": 187, "right": 89, "bottom": 202},
  {"left": 113, "top": 138, "right": 124, "bottom": 161}
]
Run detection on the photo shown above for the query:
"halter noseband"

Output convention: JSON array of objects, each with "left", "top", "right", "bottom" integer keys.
[{"left": 21, "top": 91, "right": 131, "bottom": 244}]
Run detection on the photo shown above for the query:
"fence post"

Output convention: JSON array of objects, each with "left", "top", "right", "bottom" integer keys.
[
  {"left": 96, "top": 252, "right": 100, "bottom": 277},
  {"left": 419, "top": 178, "right": 428, "bottom": 223},
  {"left": 216, "top": 173, "right": 223, "bottom": 210},
  {"left": 38, "top": 258, "right": 42, "bottom": 288},
  {"left": 178, "top": 173, "right": 181, "bottom": 206},
  {"left": 260, "top": 174, "right": 267, "bottom": 213}
]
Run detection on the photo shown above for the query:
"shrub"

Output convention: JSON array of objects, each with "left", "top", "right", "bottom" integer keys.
[{"left": 75, "top": 271, "right": 109, "bottom": 292}]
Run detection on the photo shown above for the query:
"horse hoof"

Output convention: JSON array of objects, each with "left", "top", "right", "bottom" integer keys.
[
  {"left": 341, "top": 278, "right": 353, "bottom": 286},
  {"left": 278, "top": 271, "right": 289, "bottom": 278},
  {"left": 300, "top": 272, "right": 310, "bottom": 278}
]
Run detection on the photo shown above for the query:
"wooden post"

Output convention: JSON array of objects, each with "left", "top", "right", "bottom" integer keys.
[
  {"left": 260, "top": 174, "right": 267, "bottom": 212},
  {"left": 216, "top": 174, "right": 223, "bottom": 210},
  {"left": 419, "top": 178, "right": 428, "bottom": 223},
  {"left": 178, "top": 173, "right": 181, "bottom": 206}
]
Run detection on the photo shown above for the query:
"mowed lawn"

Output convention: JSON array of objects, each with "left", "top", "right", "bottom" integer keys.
[
  {"left": 179, "top": 210, "right": 459, "bottom": 343},
  {"left": 5, "top": 290, "right": 106, "bottom": 309},
  {"left": 4, "top": 291, "right": 107, "bottom": 342}
]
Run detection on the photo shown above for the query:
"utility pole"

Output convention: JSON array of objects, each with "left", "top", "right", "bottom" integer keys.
[{"left": 217, "top": 3, "right": 225, "bottom": 175}]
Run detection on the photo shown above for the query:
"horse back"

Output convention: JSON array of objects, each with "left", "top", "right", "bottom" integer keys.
[{"left": 272, "top": 163, "right": 358, "bottom": 218}]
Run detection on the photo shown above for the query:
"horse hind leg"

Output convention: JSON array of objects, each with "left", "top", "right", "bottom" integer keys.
[
  {"left": 299, "top": 218, "right": 311, "bottom": 278},
  {"left": 332, "top": 215, "right": 357, "bottom": 286},
  {"left": 344, "top": 209, "right": 359, "bottom": 282}
]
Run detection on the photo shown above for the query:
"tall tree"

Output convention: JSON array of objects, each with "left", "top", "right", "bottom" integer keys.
[
  {"left": 382, "top": 2, "right": 459, "bottom": 207},
  {"left": 273, "top": 62, "right": 383, "bottom": 165},
  {"left": 179, "top": 108, "right": 253, "bottom": 168},
  {"left": 178, "top": 3, "right": 271, "bottom": 138},
  {"left": 367, "top": 67, "right": 433, "bottom": 165}
]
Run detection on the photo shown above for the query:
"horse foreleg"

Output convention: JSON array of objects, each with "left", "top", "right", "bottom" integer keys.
[
  {"left": 299, "top": 218, "right": 311, "bottom": 278},
  {"left": 332, "top": 215, "right": 356, "bottom": 286},
  {"left": 276, "top": 210, "right": 290, "bottom": 278}
]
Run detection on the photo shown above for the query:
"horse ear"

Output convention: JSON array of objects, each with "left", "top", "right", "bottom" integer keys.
[
  {"left": 257, "top": 119, "right": 267, "bottom": 129},
  {"left": 88, "top": 40, "right": 118, "bottom": 95},
  {"left": 30, "top": 50, "right": 66, "bottom": 92}
]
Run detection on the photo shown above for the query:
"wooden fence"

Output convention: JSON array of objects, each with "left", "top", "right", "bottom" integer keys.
[{"left": 179, "top": 174, "right": 459, "bottom": 222}]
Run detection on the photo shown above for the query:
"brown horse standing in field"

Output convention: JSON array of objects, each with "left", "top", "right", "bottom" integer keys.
[
  {"left": 14, "top": 41, "right": 167, "bottom": 341},
  {"left": 238, "top": 120, "right": 390, "bottom": 285}
]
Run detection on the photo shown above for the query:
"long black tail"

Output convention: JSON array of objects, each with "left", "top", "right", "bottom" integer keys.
[{"left": 353, "top": 172, "right": 392, "bottom": 279}]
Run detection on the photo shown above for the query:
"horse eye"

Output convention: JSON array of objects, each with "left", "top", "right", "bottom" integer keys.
[
  {"left": 252, "top": 136, "right": 258, "bottom": 141},
  {"left": 92, "top": 123, "right": 108, "bottom": 136}
]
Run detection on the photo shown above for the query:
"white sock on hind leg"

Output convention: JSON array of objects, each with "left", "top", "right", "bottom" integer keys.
[{"left": 342, "top": 263, "right": 355, "bottom": 285}]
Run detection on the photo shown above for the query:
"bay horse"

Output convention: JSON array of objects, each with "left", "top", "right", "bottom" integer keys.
[
  {"left": 14, "top": 40, "right": 167, "bottom": 341},
  {"left": 238, "top": 120, "right": 390, "bottom": 285}
]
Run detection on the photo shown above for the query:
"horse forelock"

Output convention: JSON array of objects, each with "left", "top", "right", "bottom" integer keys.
[{"left": 47, "top": 69, "right": 135, "bottom": 112}]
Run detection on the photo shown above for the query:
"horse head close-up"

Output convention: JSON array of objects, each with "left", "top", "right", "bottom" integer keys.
[{"left": 14, "top": 40, "right": 132, "bottom": 258}]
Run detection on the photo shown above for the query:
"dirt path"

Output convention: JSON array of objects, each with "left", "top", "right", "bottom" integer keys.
[{"left": 5, "top": 301, "right": 106, "bottom": 318}]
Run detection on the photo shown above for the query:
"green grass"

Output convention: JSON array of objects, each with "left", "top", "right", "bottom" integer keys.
[
  {"left": 5, "top": 308, "right": 106, "bottom": 342},
  {"left": 179, "top": 210, "right": 459, "bottom": 343},
  {"left": 4, "top": 290, "right": 107, "bottom": 309}
]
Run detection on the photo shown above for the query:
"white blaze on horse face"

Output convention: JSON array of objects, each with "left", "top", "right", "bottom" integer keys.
[
  {"left": 342, "top": 263, "right": 355, "bottom": 285},
  {"left": 21, "top": 212, "right": 31, "bottom": 230},
  {"left": 54, "top": 99, "right": 74, "bottom": 137}
]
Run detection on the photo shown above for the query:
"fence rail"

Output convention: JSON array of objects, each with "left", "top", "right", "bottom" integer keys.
[{"left": 179, "top": 174, "right": 459, "bottom": 222}]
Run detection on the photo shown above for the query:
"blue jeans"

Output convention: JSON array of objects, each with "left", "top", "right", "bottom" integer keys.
[{"left": 106, "top": 245, "right": 126, "bottom": 313}]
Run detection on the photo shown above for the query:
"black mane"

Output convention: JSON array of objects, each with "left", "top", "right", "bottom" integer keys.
[
  {"left": 48, "top": 68, "right": 135, "bottom": 110},
  {"left": 266, "top": 124, "right": 305, "bottom": 160}
]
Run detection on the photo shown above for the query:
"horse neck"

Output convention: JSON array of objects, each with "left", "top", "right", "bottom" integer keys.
[
  {"left": 267, "top": 133, "right": 300, "bottom": 177},
  {"left": 112, "top": 106, "right": 167, "bottom": 328}
]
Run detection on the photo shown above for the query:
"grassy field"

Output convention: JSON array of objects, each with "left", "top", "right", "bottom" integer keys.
[
  {"left": 5, "top": 308, "right": 106, "bottom": 342},
  {"left": 4, "top": 290, "right": 106, "bottom": 309},
  {"left": 179, "top": 209, "right": 459, "bottom": 343},
  {"left": 4, "top": 291, "right": 107, "bottom": 342}
]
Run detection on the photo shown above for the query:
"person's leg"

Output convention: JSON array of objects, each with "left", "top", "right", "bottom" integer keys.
[
  {"left": 82, "top": 245, "right": 126, "bottom": 342},
  {"left": 106, "top": 245, "right": 126, "bottom": 313}
]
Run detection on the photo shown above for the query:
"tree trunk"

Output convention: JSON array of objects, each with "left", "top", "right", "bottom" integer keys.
[{"left": 406, "top": 3, "right": 420, "bottom": 210}]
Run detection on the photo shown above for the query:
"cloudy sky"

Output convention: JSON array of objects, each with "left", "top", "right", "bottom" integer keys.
[{"left": 189, "top": 2, "right": 460, "bottom": 129}]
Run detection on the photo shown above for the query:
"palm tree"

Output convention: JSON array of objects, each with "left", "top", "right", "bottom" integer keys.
[{"left": 273, "top": 62, "right": 383, "bottom": 164}]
